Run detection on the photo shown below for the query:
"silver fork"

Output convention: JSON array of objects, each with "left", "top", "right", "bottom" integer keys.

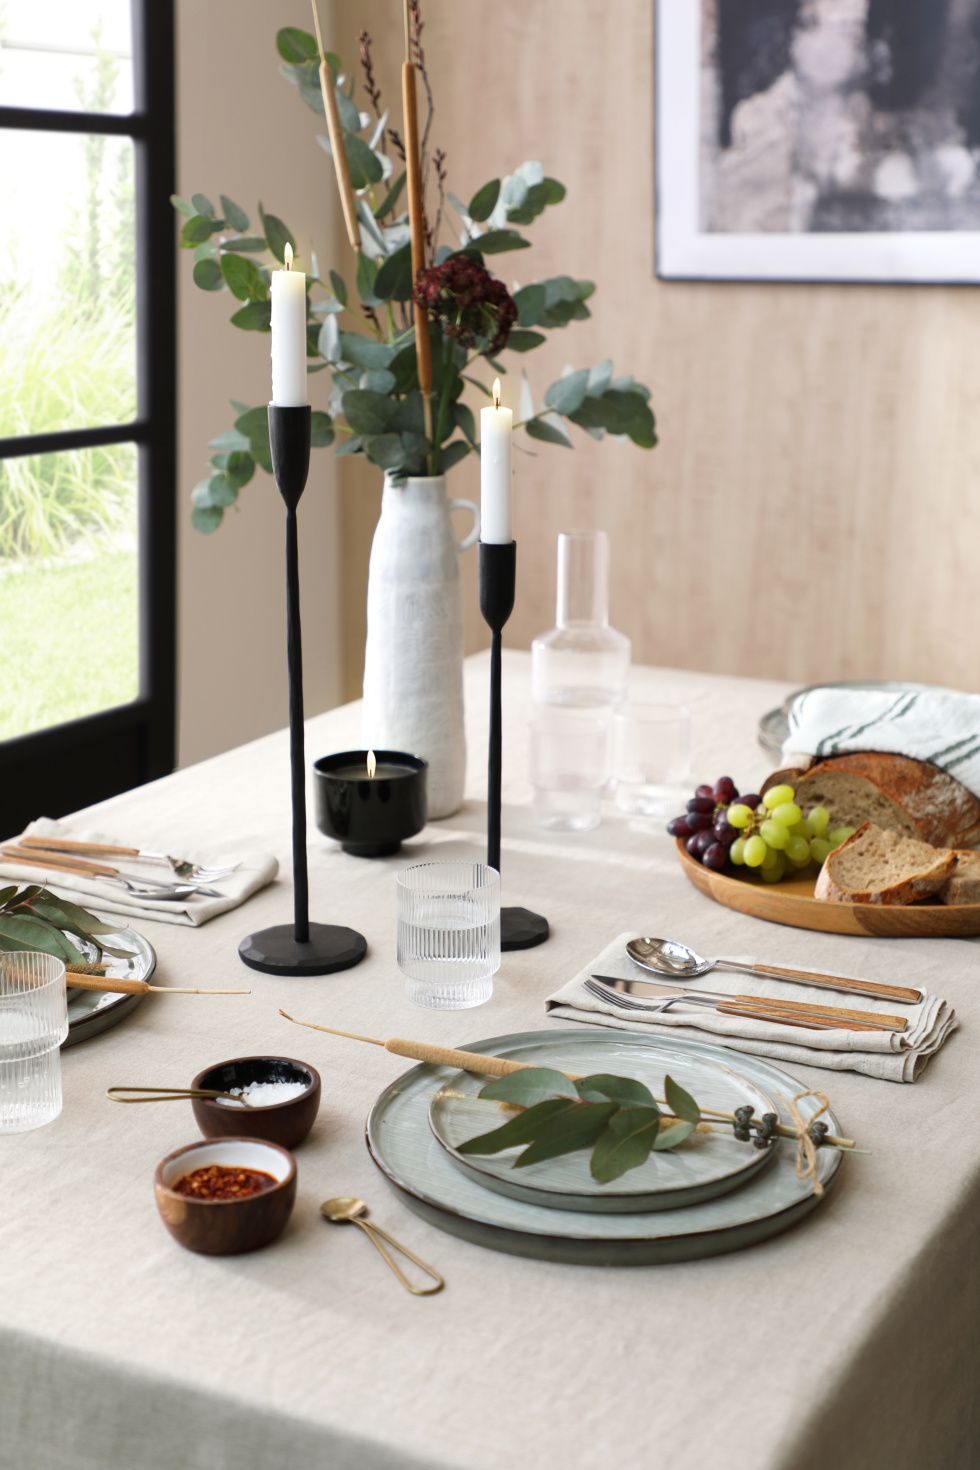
[
  {"left": 103, "top": 875, "right": 222, "bottom": 901},
  {"left": 17, "top": 837, "right": 238, "bottom": 883}
]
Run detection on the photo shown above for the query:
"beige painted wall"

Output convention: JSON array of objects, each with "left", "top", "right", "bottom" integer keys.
[
  {"left": 175, "top": 0, "right": 344, "bottom": 766},
  {"left": 334, "top": 0, "right": 979, "bottom": 699}
]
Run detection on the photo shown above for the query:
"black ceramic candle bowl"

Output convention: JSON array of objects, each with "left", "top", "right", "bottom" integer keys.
[{"left": 313, "top": 749, "right": 427, "bottom": 857}]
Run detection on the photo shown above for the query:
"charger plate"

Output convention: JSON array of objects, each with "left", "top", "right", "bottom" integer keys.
[
  {"left": 367, "top": 1029, "right": 842, "bottom": 1266},
  {"left": 428, "top": 1036, "right": 778, "bottom": 1213},
  {"left": 676, "top": 839, "right": 980, "bottom": 938},
  {"left": 64, "top": 926, "right": 156, "bottom": 1046}
]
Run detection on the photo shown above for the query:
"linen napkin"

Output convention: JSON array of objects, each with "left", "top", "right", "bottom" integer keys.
[
  {"left": 545, "top": 932, "right": 957, "bottom": 1082},
  {"left": 782, "top": 686, "right": 980, "bottom": 800},
  {"left": 0, "top": 817, "right": 278, "bottom": 928}
]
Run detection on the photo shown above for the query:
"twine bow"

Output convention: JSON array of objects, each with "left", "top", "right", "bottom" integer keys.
[{"left": 788, "top": 1088, "right": 831, "bottom": 1197}]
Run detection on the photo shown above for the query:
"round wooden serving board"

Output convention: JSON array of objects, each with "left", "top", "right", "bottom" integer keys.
[{"left": 675, "top": 839, "right": 980, "bottom": 938}]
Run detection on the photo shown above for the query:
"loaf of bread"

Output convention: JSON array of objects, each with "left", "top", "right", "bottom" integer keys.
[
  {"left": 765, "top": 752, "right": 980, "bottom": 848},
  {"left": 814, "top": 822, "right": 956, "bottom": 905},
  {"left": 939, "top": 851, "right": 980, "bottom": 905}
]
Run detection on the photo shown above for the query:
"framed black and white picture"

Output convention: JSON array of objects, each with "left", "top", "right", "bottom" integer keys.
[{"left": 656, "top": 0, "right": 980, "bottom": 283}]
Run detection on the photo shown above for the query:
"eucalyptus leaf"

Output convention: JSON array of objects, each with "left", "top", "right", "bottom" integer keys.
[
  {"left": 469, "top": 228, "right": 530, "bottom": 254},
  {"left": 454, "top": 402, "right": 477, "bottom": 445},
  {"left": 574, "top": 1074, "right": 656, "bottom": 1108},
  {"left": 219, "top": 195, "right": 249, "bottom": 232},
  {"left": 0, "top": 914, "right": 83, "bottom": 964},
  {"left": 664, "top": 1074, "right": 701, "bottom": 1125},
  {"left": 361, "top": 432, "right": 409, "bottom": 472},
  {"left": 342, "top": 389, "right": 394, "bottom": 436},
  {"left": 310, "top": 410, "right": 334, "bottom": 447},
  {"left": 506, "top": 176, "right": 566, "bottom": 225},
  {"left": 438, "top": 439, "right": 471, "bottom": 472},
  {"left": 525, "top": 416, "right": 572, "bottom": 448},
  {"left": 22, "top": 892, "right": 117, "bottom": 937},
  {"left": 374, "top": 171, "right": 407, "bottom": 219},
  {"left": 220, "top": 254, "right": 267, "bottom": 303},
  {"left": 209, "top": 427, "right": 250, "bottom": 453},
  {"left": 359, "top": 369, "right": 396, "bottom": 394},
  {"left": 180, "top": 215, "right": 216, "bottom": 248},
  {"left": 505, "top": 329, "right": 546, "bottom": 353},
  {"left": 276, "top": 26, "right": 318, "bottom": 63},
  {"left": 230, "top": 300, "right": 272, "bottom": 331},
  {"left": 653, "top": 1119, "right": 697, "bottom": 1151},
  {"left": 590, "top": 1108, "right": 660, "bottom": 1183},
  {"left": 318, "top": 314, "right": 341, "bottom": 363},
  {"left": 192, "top": 504, "right": 224, "bottom": 532},
  {"left": 468, "top": 179, "right": 501, "bottom": 222},
  {"left": 206, "top": 473, "right": 238, "bottom": 507},
  {"left": 456, "top": 1097, "right": 570, "bottom": 1156},
  {"left": 544, "top": 368, "right": 590, "bottom": 417},
  {"left": 261, "top": 211, "right": 295, "bottom": 264},
  {"left": 219, "top": 235, "right": 267, "bottom": 253},
  {"left": 222, "top": 451, "right": 255, "bottom": 489},
  {"left": 479, "top": 1067, "right": 578, "bottom": 1108},
  {"left": 338, "top": 332, "right": 396, "bottom": 370},
  {"left": 171, "top": 194, "right": 195, "bottom": 216},
  {"left": 345, "top": 133, "right": 384, "bottom": 190},
  {"left": 334, "top": 87, "right": 362, "bottom": 136},
  {"left": 514, "top": 1101, "right": 618, "bottom": 1169},
  {"left": 192, "top": 258, "right": 223, "bottom": 292},
  {"left": 356, "top": 251, "right": 382, "bottom": 308},
  {"left": 374, "top": 243, "right": 414, "bottom": 302},
  {"left": 234, "top": 406, "right": 272, "bottom": 472},
  {"left": 191, "top": 192, "right": 215, "bottom": 218},
  {"left": 329, "top": 269, "right": 348, "bottom": 305}
]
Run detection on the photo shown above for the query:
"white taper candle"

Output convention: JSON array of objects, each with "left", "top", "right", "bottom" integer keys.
[
  {"left": 270, "top": 242, "right": 308, "bottom": 406},
  {"left": 480, "top": 377, "right": 513, "bottom": 543}
]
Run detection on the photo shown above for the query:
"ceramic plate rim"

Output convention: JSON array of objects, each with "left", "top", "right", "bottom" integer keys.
[
  {"left": 366, "top": 1029, "right": 842, "bottom": 1245},
  {"left": 65, "top": 925, "right": 156, "bottom": 1046},
  {"left": 426, "top": 1046, "right": 777, "bottom": 1206}
]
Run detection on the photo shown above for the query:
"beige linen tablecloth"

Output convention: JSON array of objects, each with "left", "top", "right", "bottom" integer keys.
[{"left": 1, "top": 654, "right": 977, "bottom": 1470}]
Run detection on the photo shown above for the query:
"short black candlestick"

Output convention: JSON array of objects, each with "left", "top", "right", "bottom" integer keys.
[
  {"left": 479, "top": 539, "right": 549, "bottom": 951},
  {"left": 239, "top": 405, "right": 368, "bottom": 977}
]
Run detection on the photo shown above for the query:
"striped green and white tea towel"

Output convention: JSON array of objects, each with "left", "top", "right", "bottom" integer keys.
[{"left": 782, "top": 687, "right": 980, "bottom": 801}]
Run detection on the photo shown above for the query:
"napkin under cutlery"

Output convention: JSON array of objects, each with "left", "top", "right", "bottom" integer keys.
[
  {"left": 545, "top": 932, "right": 958, "bottom": 1082},
  {"left": 0, "top": 818, "right": 278, "bottom": 928}
]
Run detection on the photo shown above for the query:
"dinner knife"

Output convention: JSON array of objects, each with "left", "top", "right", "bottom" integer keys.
[{"left": 589, "top": 974, "right": 908, "bottom": 1033}]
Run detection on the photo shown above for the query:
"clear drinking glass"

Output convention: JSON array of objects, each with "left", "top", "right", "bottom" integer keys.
[
  {"left": 396, "top": 862, "right": 501, "bottom": 1009},
  {"left": 612, "top": 703, "right": 693, "bottom": 817},
  {"left": 0, "top": 952, "right": 69, "bottom": 1133},
  {"left": 530, "top": 705, "right": 608, "bottom": 831}
]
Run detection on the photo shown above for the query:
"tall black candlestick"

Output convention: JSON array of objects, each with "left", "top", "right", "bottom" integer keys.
[
  {"left": 239, "top": 405, "right": 368, "bottom": 976},
  {"left": 479, "top": 540, "right": 549, "bottom": 951}
]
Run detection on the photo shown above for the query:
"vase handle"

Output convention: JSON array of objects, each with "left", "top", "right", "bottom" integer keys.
[{"left": 448, "top": 498, "right": 481, "bottom": 552}]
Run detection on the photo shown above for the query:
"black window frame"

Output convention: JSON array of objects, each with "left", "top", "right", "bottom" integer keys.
[{"left": 0, "top": 0, "right": 176, "bottom": 832}]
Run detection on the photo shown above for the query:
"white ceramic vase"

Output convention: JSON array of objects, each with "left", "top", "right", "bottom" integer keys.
[{"left": 362, "top": 475, "right": 480, "bottom": 818}]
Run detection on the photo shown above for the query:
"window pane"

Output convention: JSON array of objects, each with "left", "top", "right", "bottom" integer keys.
[
  {"left": 0, "top": 130, "right": 137, "bottom": 436},
  {"left": 0, "top": 444, "right": 139, "bottom": 740},
  {"left": 0, "top": 1, "right": 133, "bottom": 113}
]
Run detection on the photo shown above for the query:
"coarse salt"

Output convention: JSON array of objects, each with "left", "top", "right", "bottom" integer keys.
[{"left": 216, "top": 1080, "right": 309, "bottom": 1108}]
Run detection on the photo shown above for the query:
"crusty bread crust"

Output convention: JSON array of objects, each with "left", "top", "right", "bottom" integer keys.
[
  {"left": 768, "top": 753, "right": 980, "bottom": 848},
  {"left": 939, "top": 851, "right": 980, "bottom": 906},
  {"left": 815, "top": 821, "right": 956, "bottom": 905}
]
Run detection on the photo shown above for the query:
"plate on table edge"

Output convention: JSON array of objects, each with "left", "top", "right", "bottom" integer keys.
[
  {"left": 427, "top": 1042, "right": 778, "bottom": 1214},
  {"left": 676, "top": 839, "right": 980, "bottom": 938},
  {"left": 366, "top": 1029, "right": 842, "bottom": 1267},
  {"left": 64, "top": 926, "right": 156, "bottom": 1046},
  {"left": 757, "top": 680, "right": 948, "bottom": 757}
]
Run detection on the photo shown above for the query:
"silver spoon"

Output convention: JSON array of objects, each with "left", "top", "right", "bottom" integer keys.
[
  {"left": 625, "top": 937, "right": 922, "bottom": 1005},
  {"left": 320, "top": 1197, "right": 444, "bottom": 1296}
]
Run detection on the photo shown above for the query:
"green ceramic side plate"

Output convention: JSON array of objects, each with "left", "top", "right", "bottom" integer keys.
[{"left": 64, "top": 926, "right": 157, "bottom": 1046}]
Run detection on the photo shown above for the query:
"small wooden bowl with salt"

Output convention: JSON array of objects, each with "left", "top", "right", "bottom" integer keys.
[{"left": 190, "top": 1056, "right": 321, "bottom": 1149}]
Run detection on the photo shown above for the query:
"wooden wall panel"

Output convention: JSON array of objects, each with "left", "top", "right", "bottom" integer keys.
[{"left": 333, "top": 0, "right": 979, "bottom": 700}]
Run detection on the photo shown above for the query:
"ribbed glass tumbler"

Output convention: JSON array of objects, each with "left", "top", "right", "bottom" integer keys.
[
  {"left": 0, "top": 952, "right": 69, "bottom": 1133},
  {"left": 396, "top": 862, "right": 501, "bottom": 1009}
]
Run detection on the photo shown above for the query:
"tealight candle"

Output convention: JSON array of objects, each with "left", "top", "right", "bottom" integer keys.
[{"left": 313, "top": 750, "right": 428, "bottom": 857}]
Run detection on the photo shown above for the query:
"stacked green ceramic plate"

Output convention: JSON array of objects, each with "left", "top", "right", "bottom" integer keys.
[{"left": 367, "top": 1029, "right": 842, "bottom": 1265}]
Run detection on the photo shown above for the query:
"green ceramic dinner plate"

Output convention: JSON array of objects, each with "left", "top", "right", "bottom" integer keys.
[
  {"left": 64, "top": 926, "right": 157, "bottom": 1047},
  {"left": 367, "top": 1029, "right": 843, "bottom": 1266},
  {"left": 428, "top": 1038, "right": 778, "bottom": 1213}
]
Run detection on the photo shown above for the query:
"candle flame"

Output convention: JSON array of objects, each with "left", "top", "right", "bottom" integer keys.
[
  {"left": 492, "top": 377, "right": 501, "bottom": 410},
  {"left": 367, "top": 749, "right": 377, "bottom": 779},
  {"left": 284, "top": 241, "right": 293, "bottom": 270}
]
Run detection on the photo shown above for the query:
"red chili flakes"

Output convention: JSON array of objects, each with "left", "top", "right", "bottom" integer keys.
[{"left": 173, "top": 1164, "right": 277, "bottom": 1201}]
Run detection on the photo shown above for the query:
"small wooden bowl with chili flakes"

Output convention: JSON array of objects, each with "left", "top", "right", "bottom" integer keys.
[{"left": 154, "top": 1138, "right": 296, "bottom": 1255}]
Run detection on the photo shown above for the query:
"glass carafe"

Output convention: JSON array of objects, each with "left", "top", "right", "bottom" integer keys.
[{"left": 531, "top": 530, "right": 631, "bottom": 710}]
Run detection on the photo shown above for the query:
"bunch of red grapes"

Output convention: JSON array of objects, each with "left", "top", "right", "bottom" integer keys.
[{"left": 666, "top": 777, "right": 760, "bottom": 873}]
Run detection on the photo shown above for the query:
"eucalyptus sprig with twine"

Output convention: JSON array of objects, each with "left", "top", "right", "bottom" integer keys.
[{"left": 0, "top": 884, "right": 130, "bottom": 970}]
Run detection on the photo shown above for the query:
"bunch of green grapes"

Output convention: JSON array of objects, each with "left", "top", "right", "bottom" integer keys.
[{"left": 725, "top": 785, "right": 855, "bottom": 884}]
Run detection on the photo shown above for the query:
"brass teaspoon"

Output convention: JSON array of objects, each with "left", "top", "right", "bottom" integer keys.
[{"left": 320, "top": 1197, "right": 444, "bottom": 1295}]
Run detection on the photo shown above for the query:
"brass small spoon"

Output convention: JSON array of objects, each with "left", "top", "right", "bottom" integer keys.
[
  {"left": 106, "top": 1086, "right": 254, "bottom": 1108},
  {"left": 320, "top": 1197, "right": 444, "bottom": 1296}
]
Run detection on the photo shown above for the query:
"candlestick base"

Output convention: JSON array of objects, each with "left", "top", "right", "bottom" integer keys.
[
  {"left": 238, "top": 922, "right": 368, "bottom": 976},
  {"left": 501, "top": 906, "right": 550, "bottom": 951}
]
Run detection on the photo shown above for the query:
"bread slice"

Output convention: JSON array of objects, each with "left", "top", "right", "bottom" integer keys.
[
  {"left": 766, "top": 753, "right": 980, "bottom": 848},
  {"left": 814, "top": 821, "right": 956, "bottom": 905},
  {"left": 939, "top": 850, "right": 980, "bottom": 906}
]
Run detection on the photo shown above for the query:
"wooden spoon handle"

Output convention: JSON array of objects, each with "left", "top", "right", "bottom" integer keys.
[
  {"left": 1, "top": 846, "right": 119, "bottom": 878},
  {"left": 739, "top": 960, "right": 921, "bottom": 1006},
  {"left": 20, "top": 836, "right": 140, "bottom": 858}
]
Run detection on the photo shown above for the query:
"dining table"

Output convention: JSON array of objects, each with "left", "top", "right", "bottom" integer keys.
[{"left": 1, "top": 651, "right": 977, "bottom": 1470}]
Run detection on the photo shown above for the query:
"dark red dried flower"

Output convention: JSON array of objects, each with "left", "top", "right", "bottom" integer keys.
[{"left": 414, "top": 255, "right": 517, "bottom": 357}]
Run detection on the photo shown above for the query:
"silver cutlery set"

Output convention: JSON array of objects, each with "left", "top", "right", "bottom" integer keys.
[{"left": 1, "top": 835, "right": 239, "bottom": 902}]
